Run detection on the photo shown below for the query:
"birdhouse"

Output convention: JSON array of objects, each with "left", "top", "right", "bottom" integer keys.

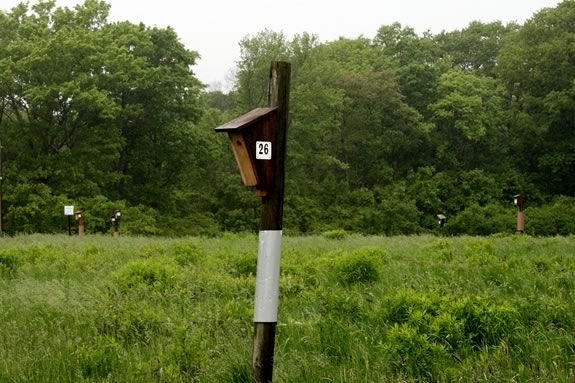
[
  {"left": 513, "top": 194, "right": 524, "bottom": 209},
  {"left": 110, "top": 209, "right": 121, "bottom": 224},
  {"left": 437, "top": 214, "right": 447, "bottom": 228},
  {"left": 110, "top": 209, "right": 121, "bottom": 237},
  {"left": 215, "top": 107, "right": 278, "bottom": 197},
  {"left": 74, "top": 210, "right": 85, "bottom": 236}
]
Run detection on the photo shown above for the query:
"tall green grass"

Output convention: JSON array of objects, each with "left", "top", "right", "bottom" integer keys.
[{"left": 0, "top": 234, "right": 573, "bottom": 382}]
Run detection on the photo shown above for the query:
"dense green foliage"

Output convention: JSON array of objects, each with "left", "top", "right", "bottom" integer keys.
[
  {"left": 0, "top": 1, "right": 574, "bottom": 235},
  {"left": 0, "top": 0, "right": 207, "bottom": 235},
  {"left": 0, "top": 234, "right": 573, "bottom": 381}
]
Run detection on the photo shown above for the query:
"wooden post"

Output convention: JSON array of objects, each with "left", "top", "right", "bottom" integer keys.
[
  {"left": 78, "top": 218, "right": 85, "bottom": 236},
  {"left": 252, "top": 61, "right": 290, "bottom": 383},
  {"left": 517, "top": 210, "right": 525, "bottom": 233},
  {"left": 514, "top": 194, "right": 525, "bottom": 233},
  {"left": 0, "top": 140, "right": 3, "bottom": 236}
]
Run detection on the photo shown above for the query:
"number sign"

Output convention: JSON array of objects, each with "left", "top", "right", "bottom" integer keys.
[{"left": 256, "top": 141, "right": 272, "bottom": 160}]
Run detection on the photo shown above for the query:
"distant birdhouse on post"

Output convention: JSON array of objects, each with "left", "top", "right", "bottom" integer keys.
[
  {"left": 215, "top": 107, "right": 278, "bottom": 197},
  {"left": 110, "top": 209, "right": 121, "bottom": 237},
  {"left": 514, "top": 194, "right": 525, "bottom": 233},
  {"left": 513, "top": 194, "right": 524, "bottom": 209},
  {"left": 74, "top": 210, "right": 85, "bottom": 236},
  {"left": 437, "top": 214, "right": 447, "bottom": 228}
]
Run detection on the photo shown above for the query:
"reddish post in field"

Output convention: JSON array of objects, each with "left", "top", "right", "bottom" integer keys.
[
  {"left": 75, "top": 211, "right": 85, "bottom": 236},
  {"left": 514, "top": 194, "right": 525, "bottom": 233},
  {"left": 517, "top": 211, "right": 525, "bottom": 233}
]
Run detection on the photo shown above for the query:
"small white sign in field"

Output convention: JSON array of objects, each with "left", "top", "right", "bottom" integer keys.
[{"left": 64, "top": 205, "right": 74, "bottom": 216}]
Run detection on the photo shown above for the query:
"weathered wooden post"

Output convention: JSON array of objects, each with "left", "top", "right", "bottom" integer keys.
[
  {"left": 0, "top": 140, "right": 4, "bottom": 236},
  {"left": 75, "top": 211, "right": 85, "bottom": 236},
  {"left": 514, "top": 194, "right": 525, "bottom": 233},
  {"left": 253, "top": 61, "right": 290, "bottom": 383},
  {"left": 215, "top": 61, "right": 290, "bottom": 383}
]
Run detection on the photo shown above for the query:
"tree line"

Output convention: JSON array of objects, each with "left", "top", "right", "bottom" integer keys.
[{"left": 0, "top": 0, "right": 574, "bottom": 235}]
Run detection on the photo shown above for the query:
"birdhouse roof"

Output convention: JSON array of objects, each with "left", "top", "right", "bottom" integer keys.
[{"left": 214, "top": 107, "right": 277, "bottom": 132}]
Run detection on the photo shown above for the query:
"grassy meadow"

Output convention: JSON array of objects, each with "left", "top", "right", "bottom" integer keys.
[{"left": 0, "top": 233, "right": 574, "bottom": 382}]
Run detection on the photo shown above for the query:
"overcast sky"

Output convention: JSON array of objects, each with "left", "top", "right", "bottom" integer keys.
[{"left": 0, "top": 0, "right": 563, "bottom": 89}]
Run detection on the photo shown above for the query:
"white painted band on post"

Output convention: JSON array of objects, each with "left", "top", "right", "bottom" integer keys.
[{"left": 253, "top": 230, "right": 282, "bottom": 322}]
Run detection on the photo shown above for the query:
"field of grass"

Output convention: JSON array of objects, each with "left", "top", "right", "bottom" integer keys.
[{"left": 0, "top": 233, "right": 574, "bottom": 382}]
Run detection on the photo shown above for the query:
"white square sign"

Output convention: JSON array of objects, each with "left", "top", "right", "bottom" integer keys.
[
  {"left": 64, "top": 205, "right": 74, "bottom": 216},
  {"left": 256, "top": 141, "right": 272, "bottom": 160}
]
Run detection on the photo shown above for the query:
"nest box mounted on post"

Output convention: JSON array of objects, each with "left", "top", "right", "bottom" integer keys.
[
  {"left": 214, "top": 61, "right": 291, "bottom": 383},
  {"left": 513, "top": 194, "right": 524, "bottom": 209},
  {"left": 215, "top": 107, "right": 278, "bottom": 197},
  {"left": 74, "top": 210, "right": 85, "bottom": 236}
]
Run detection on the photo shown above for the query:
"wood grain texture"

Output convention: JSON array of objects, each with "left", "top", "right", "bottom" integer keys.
[
  {"left": 229, "top": 132, "right": 258, "bottom": 187},
  {"left": 252, "top": 61, "right": 291, "bottom": 383}
]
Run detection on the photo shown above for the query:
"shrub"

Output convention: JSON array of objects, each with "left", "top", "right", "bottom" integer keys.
[
  {"left": 3, "top": 183, "right": 69, "bottom": 233},
  {"left": 428, "top": 312, "right": 466, "bottom": 352},
  {"left": 353, "top": 246, "right": 387, "bottom": 260},
  {"left": 323, "top": 229, "right": 347, "bottom": 240},
  {"left": 447, "top": 203, "right": 516, "bottom": 235},
  {"left": 318, "top": 318, "right": 353, "bottom": 359},
  {"left": 229, "top": 251, "right": 257, "bottom": 277},
  {"left": 377, "top": 290, "right": 440, "bottom": 326},
  {"left": 463, "top": 238, "right": 497, "bottom": 266},
  {"left": 78, "top": 336, "right": 121, "bottom": 378},
  {"left": 451, "top": 296, "right": 519, "bottom": 347},
  {"left": 169, "top": 241, "right": 204, "bottom": 266},
  {"left": 217, "top": 209, "right": 258, "bottom": 233},
  {"left": 220, "top": 363, "right": 252, "bottom": 383},
  {"left": 279, "top": 274, "right": 306, "bottom": 297},
  {"left": 136, "top": 243, "right": 167, "bottom": 258},
  {"left": 158, "top": 213, "right": 220, "bottom": 237},
  {"left": 120, "top": 205, "right": 161, "bottom": 236},
  {"left": 97, "top": 301, "right": 166, "bottom": 344},
  {"left": 382, "top": 323, "right": 448, "bottom": 380},
  {"left": 355, "top": 197, "right": 421, "bottom": 235},
  {"left": 542, "top": 298, "right": 574, "bottom": 329},
  {"left": 334, "top": 248, "right": 380, "bottom": 285},
  {"left": 431, "top": 239, "right": 453, "bottom": 262},
  {"left": 0, "top": 249, "right": 18, "bottom": 276},
  {"left": 347, "top": 188, "right": 376, "bottom": 207},
  {"left": 113, "top": 259, "right": 180, "bottom": 290},
  {"left": 159, "top": 329, "right": 203, "bottom": 380},
  {"left": 318, "top": 289, "right": 366, "bottom": 320},
  {"left": 375, "top": 291, "right": 520, "bottom": 353},
  {"left": 458, "top": 170, "right": 502, "bottom": 208},
  {"left": 284, "top": 196, "right": 321, "bottom": 233},
  {"left": 525, "top": 196, "right": 575, "bottom": 236}
]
